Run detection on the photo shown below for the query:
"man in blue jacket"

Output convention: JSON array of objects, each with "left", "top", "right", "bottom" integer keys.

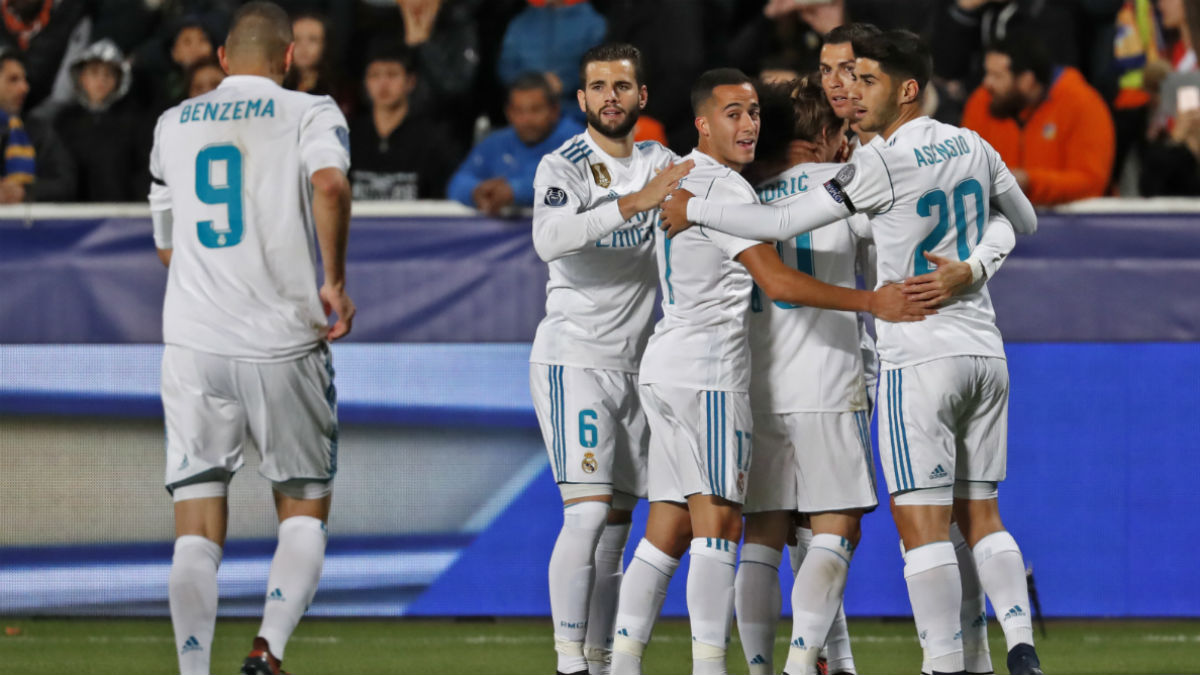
[{"left": 448, "top": 72, "right": 581, "bottom": 214}]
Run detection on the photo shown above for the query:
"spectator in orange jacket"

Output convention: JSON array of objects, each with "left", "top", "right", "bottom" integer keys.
[{"left": 962, "top": 31, "right": 1115, "bottom": 205}]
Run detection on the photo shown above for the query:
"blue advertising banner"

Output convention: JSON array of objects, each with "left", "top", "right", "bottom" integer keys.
[
  {"left": 3, "top": 204, "right": 1200, "bottom": 344},
  {"left": 2, "top": 342, "right": 1198, "bottom": 617}
]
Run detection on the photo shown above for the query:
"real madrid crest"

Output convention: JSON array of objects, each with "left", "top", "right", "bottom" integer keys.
[
  {"left": 590, "top": 163, "right": 611, "bottom": 188},
  {"left": 582, "top": 452, "right": 598, "bottom": 474}
]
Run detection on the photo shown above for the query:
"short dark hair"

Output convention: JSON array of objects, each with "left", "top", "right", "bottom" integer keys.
[
  {"left": 987, "top": 31, "right": 1053, "bottom": 86},
  {"left": 0, "top": 49, "right": 22, "bottom": 71},
  {"left": 509, "top": 71, "right": 557, "bottom": 107},
  {"left": 364, "top": 43, "right": 416, "bottom": 74},
  {"left": 823, "top": 22, "right": 882, "bottom": 47},
  {"left": 754, "top": 78, "right": 800, "bottom": 164},
  {"left": 226, "top": 1, "right": 292, "bottom": 61},
  {"left": 690, "top": 67, "right": 754, "bottom": 115},
  {"left": 579, "top": 43, "right": 645, "bottom": 88},
  {"left": 852, "top": 29, "right": 932, "bottom": 94}
]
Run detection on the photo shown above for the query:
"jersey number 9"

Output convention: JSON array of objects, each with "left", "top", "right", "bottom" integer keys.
[{"left": 196, "top": 144, "right": 245, "bottom": 248}]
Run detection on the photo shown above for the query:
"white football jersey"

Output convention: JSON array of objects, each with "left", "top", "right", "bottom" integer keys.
[
  {"left": 749, "top": 163, "right": 871, "bottom": 413},
  {"left": 149, "top": 75, "right": 350, "bottom": 361},
  {"left": 530, "top": 133, "right": 677, "bottom": 372},
  {"left": 834, "top": 117, "right": 1017, "bottom": 368},
  {"left": 639, "top": 150, "right": 761, "bottom": 392}
]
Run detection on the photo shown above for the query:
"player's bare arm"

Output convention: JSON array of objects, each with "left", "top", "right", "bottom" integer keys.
[
  {"left": 737, "top": 243, "right": 931, "bottom": 322},
  {"left": 617, "top": 159, "right": 694, "bottom": 221},
  {"left": 312, "top": 166, "right": 355, "bottom": 340}
]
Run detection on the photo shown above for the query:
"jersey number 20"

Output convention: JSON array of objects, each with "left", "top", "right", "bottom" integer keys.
[
  {"left": 914, "top": 178, "right": 984, "bottom": 274},
  {"left": 195, "top": 144, "right": 244, "bottom": 248}
]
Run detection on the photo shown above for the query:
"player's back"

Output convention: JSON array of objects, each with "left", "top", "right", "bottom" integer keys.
[
  {"left": 530, "top": 136, "right": 675, "bottom": 372},
  {"left": 639, "top": 150, "right": 759, "bottom": 392},
  {"left": 150, "top": 75, "right": 349, "bottom": 361},
  {"left": 750, "top": 162, "right": 869, "bottom": 413},
  {"left": 859, "top": 117, "right": 1012, "bottom": 367}
]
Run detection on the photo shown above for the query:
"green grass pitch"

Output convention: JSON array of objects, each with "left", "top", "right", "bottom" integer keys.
[{"left": 2, "top": 617, "right": 1198, "bottom": 674}]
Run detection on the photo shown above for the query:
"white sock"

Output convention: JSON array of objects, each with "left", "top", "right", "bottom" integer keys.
[
  {"left": 784, "top": 534, "right": 853, "bottom": 675},
  {"left": 688, "top": 538, "right": 738, "bottom": 675},
  {"left": 549, "top": 501, "right": 609, "bottom": 674},
  {"left": 973, "top": 531, "right": 1034, "bottom": 653},
  {"left": 824, "top": 604, "right": 857, "bottom": 674},
  {"left": 734, "top": 543, "right": 783, "bottom": 675},
  {"left": 169, "top": 535, "right": 222, "bottom": 675},
  {"left": 256, "top": 515, "right": 327, "bottom": 661},
  {"left": 611, "top": 539, "right": 679, "bottom": 675},
  {"left": 585, "top": 521, "right": 631, "bottom": 675},
  {"left": 952, "top": 523, "right": 992, "bottom": 673},
  {"left": 904, "top": 541, "right": 964, "bottom": 674}
]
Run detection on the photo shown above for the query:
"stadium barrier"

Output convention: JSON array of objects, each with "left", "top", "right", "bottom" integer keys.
[{"left": 2, "top": 200, "right": 1198, "bottom": 618}]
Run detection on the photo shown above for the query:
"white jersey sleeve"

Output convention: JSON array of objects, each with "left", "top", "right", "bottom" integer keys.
[
  {"left": 965, "top": 210, "right": 1015, "bottom": 282},
  {"left": 531, "top": 154, "right": 625, "bottom": 261},
  {"left": 828, "top": 142, "right": 896, "bottom": 215},
  {"left": 683, "top": 144, "right": 895, "bottom": 242},
  {"left": 298, "top": 96, "right": 350, "bottom": 177}
]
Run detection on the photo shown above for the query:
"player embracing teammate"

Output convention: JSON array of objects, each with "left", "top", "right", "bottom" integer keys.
[{"left": 660, "top": 28, "right": 1043, "bottom": 675}]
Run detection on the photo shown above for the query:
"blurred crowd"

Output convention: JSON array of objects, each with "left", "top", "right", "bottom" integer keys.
[{"left": 0, "top": 0, "right": 1196, "bottom": 207}]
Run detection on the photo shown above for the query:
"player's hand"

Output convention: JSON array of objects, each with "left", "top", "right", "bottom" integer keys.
[
  {"left": 320, "top": 282, "right": 356, "bottom": 341},
  {"left": 637, "top": 160, "right": 694, "bottom": 210},
  {"left": 659, "top": 188, "right": 695, "bottom": 238},
  {"left": 869, "top": 282, "right": 935, "bottom": 322},
  {"left": 785, "top": 139, "right": 822, "bottom": 166},
  {"left": 903, "top": 252, "right": 973, "bottom": 307}
]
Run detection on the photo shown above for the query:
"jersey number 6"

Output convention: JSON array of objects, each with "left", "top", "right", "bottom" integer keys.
[{"left": 195, "top": 144, "right": 245, "bottom": 248}]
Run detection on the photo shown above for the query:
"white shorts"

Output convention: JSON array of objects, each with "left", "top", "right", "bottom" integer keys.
[
  {"left": 530, "top": 364, "right": 648, "bottom": 501},
  {"left": 162, "top": 344, "right": 338, "bottom": 495},
  {"left": 878, "top": 356, "right": 1008, "bottom": 497},
  {"left": 640, "top": 384, "right": 752, "bottom": 504},
  {"left": 746, "top": 410, "right": 878, "bottom": 514}
]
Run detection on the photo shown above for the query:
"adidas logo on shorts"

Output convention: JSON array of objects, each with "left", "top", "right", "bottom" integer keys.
[{"left": 929, "top": 464, "right": 948, "bottom": 479}]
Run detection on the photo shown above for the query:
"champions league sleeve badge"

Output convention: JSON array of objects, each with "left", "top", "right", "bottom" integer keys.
[
  {"left": 544, "top": 187, "right": 568, "bottom": 207},
  {"left": 833, "top": 163, "right": 856, "bottom": 187}
]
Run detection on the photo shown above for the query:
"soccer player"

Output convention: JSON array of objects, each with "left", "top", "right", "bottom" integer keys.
[
  {"left": 529, "top": 43, "right": 692, "bottom": 675},
  {"left": 148, "top": 4, "right": 353, "bottom": 675},
  {"left": 610, "top": 68, "right": 929, "bottom": 675},
  {"left": 660, "top": 30, "right": 1043, "bottom": 675},
  {"left": 823, "top": 22, "right": 997, "bottom": 674},
  {"left": 730, "top": 78, "right": 879, "bottom": 675},
  {"left": 738, "top": 78, "right": 1020, "bottom": 675},
  {"left": 819, "top": 22, "right": 882, "bottom": 154}
]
